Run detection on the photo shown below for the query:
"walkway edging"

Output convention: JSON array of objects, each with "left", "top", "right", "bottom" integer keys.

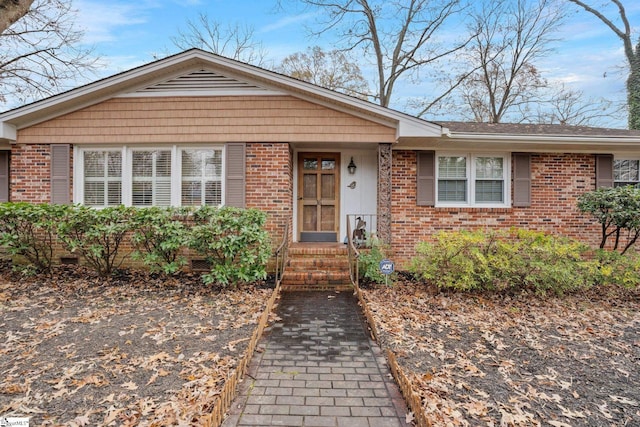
[
  {"left": 204, "top": 282, "right": 281, "bottom": 426},
  {"left": 355, "top": 285, "right": 433, "bottom": 427}
]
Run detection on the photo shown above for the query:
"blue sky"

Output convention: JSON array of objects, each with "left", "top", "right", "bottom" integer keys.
[{"left": 72, "top": 0, "right": 640, "bottom": 127}]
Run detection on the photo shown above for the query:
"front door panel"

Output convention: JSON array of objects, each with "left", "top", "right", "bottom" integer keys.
[{"left": 298, "top": 153, "right": 340, "bottom": 242}]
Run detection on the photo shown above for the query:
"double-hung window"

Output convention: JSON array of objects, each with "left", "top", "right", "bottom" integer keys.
[
  {"left": 436, "top": 153, "right": 509, "bottom": 207},
  {"left": 77, "top": 146, "right": 224, "bottom": 207},
  {"left": 437, "top": 156, "right": 467, "bottom": 202},
  {"left": 614, "top": 159, "right": 640, "bottom": 188},
  {"left": 132, "top": 150, "right": 172, "bottom": 206},
  {"left": 181, "top": 149, "right": 223, "bottom": 206},
  {"left": 83, "top": 150, "right": 122, "bottom": 207}
]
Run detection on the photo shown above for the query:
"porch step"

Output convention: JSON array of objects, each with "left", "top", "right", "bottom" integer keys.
[{"left": 282, "top": 243, "right": 353, "bottom": 291}]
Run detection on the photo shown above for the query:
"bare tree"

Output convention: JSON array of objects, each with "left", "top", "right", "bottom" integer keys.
[
  {"left": 0, "top": 0, "right": 34, "bottom": 34},
  {"left": 454, "top": 0, "right": 564, "bottom": 123},
  {"left": 279, "top": 0, "right": 473, "bottom": 109},
  {"left": 535, "top": 84, "right": 620, "bottom": 126},
  {"left": 568, "top": 0, "right": 640, "bottom": 129},
  {"left": 276, "top": 46, "right": 371, "bottom": 99},
  {"left": 0, "top": 0, "right": 97, "bottom": 107},
  {"left": 172, "top": 13, "right": 267, "bottom": 66}
]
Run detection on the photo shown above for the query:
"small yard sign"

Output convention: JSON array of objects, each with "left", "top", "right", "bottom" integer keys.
[
  {"left": 379, "top": 259, "right": 395, "bottom": 286},
  {"left": 379, "top": 259, "right": 395, "bottom": 275}
]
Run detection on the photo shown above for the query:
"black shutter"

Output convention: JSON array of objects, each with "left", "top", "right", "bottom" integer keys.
[
  {"left": 595, "top": 154, "right": 614, "bottom": 188},
  {"left": 416, "top": 151, "right": 435, "bottom": 206},
  {"left": 225, "top": 143, "right": 246, "bottom": 208},
  {"left": 50, "top": 144, "right": 71, "bottom": 204},
  {"left": 513, "top": 153, "right": 531, "bottom": 207}
]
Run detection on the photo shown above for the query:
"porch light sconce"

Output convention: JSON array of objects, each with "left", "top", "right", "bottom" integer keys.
[{"left": 347, "top": 157, "right": 357, "bottom": 175}]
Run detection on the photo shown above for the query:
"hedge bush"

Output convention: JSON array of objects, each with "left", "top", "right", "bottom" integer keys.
[
  {"left": 188, "top": 206, "right": 270, "bottom": 286},
  {"left": 57, "top": 205, "right": 137, "bottom": 277},
  {"left": 0, "top": 203, "right": 272, "bottom": 285},
  {"left": 131, "top": 207, "right": 191, "bottom": 275},
  {"left": 409, "top": 229, "right": 639, "bottom": 295},
  {"left": 0, "top": 202, "right": 69, "bottom": 273}
]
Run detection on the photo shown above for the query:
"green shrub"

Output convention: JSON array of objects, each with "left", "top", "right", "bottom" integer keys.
[
  {"left": 131, "top": 207, "right": 191, "bottom": 274},
  {"left": 358, "top": 241, "right": 396, "bottom": 285},
  {"left": 410, "top": 229, "right": 596, "bottom": 295},
  {"left": 578, "top": 186, "right": 640, "bottom": 254},
  {"left": 590, "top": 249, "right": 640, "bottom": 289},
  {"left": 188, "top": 206, "right": 270, "bottom": 286},
  {"left": 0, "top": 202, "right": 70, "bottom": 273},
  {"left": 506, "top": 229, "right": 593, "bottom": 294},
  {"left": 57, "top": 205, "right": 136, "bottom": 277},
  {"left": 410, "top": 230, "right": 497, "bottom": 292}
]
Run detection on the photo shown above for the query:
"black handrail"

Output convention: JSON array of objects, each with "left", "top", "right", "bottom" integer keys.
[
  {"left": 346, "top": 217, "right": 359, "bottom": 288},
  {"left": 273, "top": 222, "right": 289, "bottom": 287}
]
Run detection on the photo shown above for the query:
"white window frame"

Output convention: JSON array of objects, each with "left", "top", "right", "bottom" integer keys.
[
  {"left": 178, "top": 147, "right": 225, "bottom": 207},
  {"left": 74, "top": 145, "right": 225, "bottom": 207},
  {"left": 435, "top": 152, "right": 511, "bottom": 208},
  {"left": 77, "top": 147, "right": 125, "bottom": 208},
  {"left": 613, "top": 156, "right": 640, "bottom": 188},
  {"left": 130, "top": 148, "right": 174, "bottom": 207}
]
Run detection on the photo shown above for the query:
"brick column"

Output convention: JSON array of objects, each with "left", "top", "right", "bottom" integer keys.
[{"left": 377, "top": 143, "right": 392, "bottom": 245}]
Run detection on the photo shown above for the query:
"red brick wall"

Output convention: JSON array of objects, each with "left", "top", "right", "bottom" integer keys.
[
  {"left": 9, "top": 144, "right": 74, "bottom": 203},
  {"left": 245, "top": 143, "right": 293, "bottom": 248},
  {"left": 10, "top": 144, "right": 52, "bottom": 203},
  {"left": 390, "top": 151, "right": 602, "bottom": 267}
]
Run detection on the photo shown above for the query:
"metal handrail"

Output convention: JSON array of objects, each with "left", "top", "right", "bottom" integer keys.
[
  {"left": 273, "top": 222, "right": 289, "bottom": 287},
  {"left": 346, "top": 217, "right": 360, "bottom": 288}
]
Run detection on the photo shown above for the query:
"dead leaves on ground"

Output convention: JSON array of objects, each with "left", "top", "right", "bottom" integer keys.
[
  {"left": 0, "top": 270, "right": 272, "bottom": 426},
  {"left": 363, "top": 284, "right": 640, "bottom": 426}
]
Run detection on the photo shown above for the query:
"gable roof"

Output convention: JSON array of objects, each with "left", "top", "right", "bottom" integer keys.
[{"left": 0, "top": 48, "right": 443, "bottom": 143}]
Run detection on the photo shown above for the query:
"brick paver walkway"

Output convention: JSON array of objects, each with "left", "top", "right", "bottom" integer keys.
[{"left": 222, "top": 291, "right": 410, "bottom": 427}]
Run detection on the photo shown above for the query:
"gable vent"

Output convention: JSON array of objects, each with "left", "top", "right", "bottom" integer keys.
[{"left": 131, "top": 69, "right": 279, "bottom": 96}]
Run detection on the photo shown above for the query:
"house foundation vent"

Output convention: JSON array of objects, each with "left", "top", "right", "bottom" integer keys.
[{"left": 190, "top": 259, "right": 211, "bottom": 272}]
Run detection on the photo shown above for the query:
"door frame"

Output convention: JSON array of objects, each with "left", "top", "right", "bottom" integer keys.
[{"left": 297, "top": 152, "right": 341, "bottom": 242}]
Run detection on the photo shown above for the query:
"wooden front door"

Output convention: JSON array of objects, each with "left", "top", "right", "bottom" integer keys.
[{"left": 298, "top": 152, "right": 340, "bottom": 242}]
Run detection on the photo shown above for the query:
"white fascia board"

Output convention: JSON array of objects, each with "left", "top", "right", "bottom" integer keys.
[
  {"left": 397, "top": 118, "right": 444, "bottom": 138},
  {"left": 450, "top": 134, "right": 640, "bottom": 152},
  {"left": 0, "top": 122, "right": 17, "bottom": 142},
  {"left": 396, "top": 132, "right": 640, "bottom": 153}
]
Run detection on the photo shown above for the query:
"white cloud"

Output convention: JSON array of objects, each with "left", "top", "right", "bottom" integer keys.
[
  {"left": 258, "top": 12, "right": 316, "bottom": 34},
  {"left": 75, "top": 0, "right": 155, "bottom": 44}
]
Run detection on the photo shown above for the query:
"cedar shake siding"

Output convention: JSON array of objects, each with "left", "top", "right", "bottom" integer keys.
[
  {"left": 16, "top": 96, "right": 396, "bottom": 144},
  {"left": 391, "top": 151, "right": 602, "bottom": 265}
]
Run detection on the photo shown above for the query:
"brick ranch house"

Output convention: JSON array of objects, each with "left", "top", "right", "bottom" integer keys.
[{"left": 1, "top": 49, "right": 640, "bottom": 274}]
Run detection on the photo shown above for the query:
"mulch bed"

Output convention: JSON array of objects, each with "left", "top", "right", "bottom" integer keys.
[
  {"left": 0, "top": 265, "right": 274, "bottom": 426},
  {"left": 361, "top": 282, "right": 640, "bottom": 426}
]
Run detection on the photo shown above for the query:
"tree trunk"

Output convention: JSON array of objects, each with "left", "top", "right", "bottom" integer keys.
[{"left": 0, "top": 0, "right": 34, "bottom": 34}]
